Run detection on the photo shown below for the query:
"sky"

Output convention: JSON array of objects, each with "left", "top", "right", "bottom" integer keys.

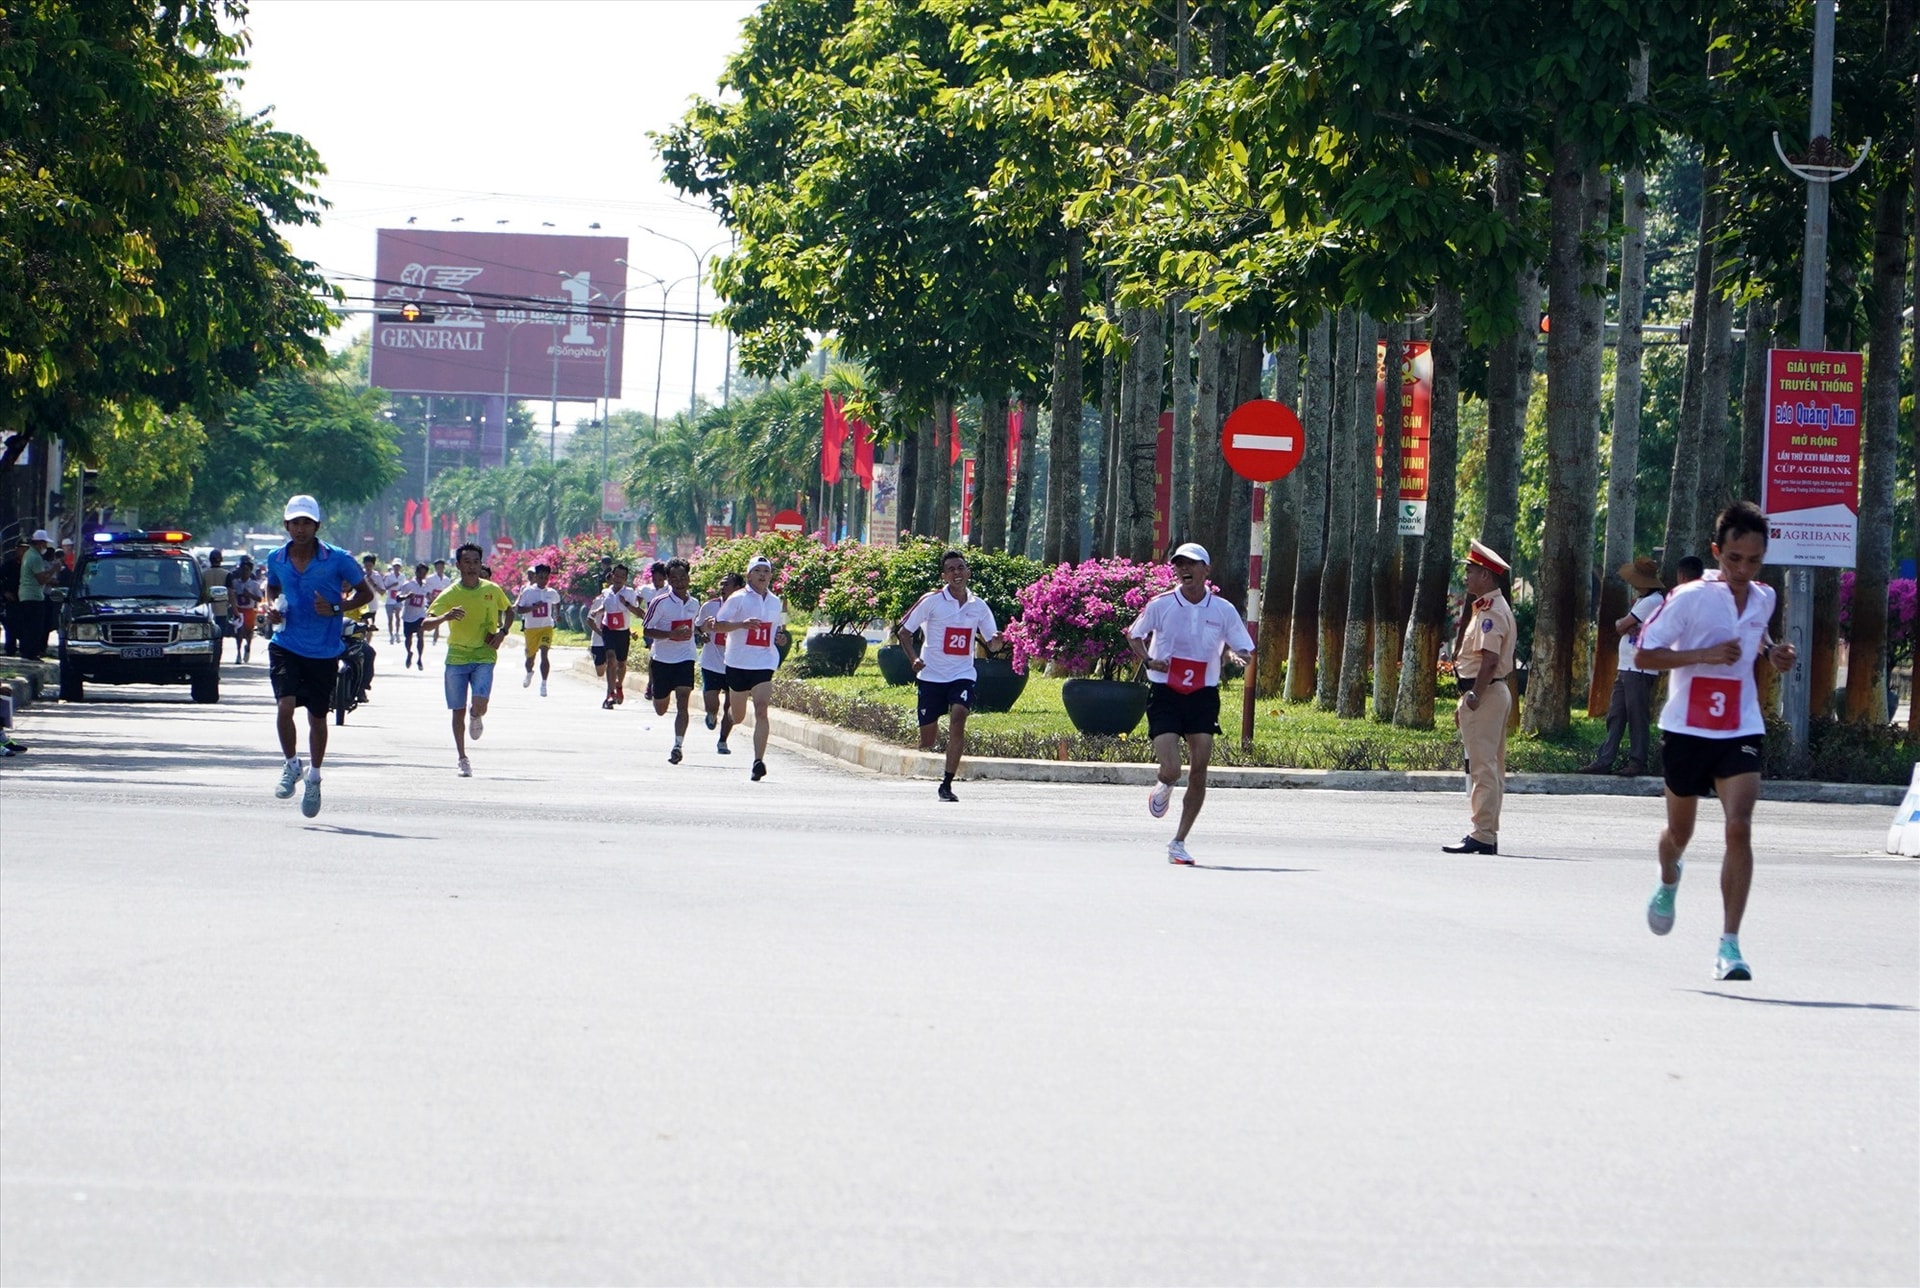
[{"left": 231, "top": 0, "right": 762, "bottom": 425}]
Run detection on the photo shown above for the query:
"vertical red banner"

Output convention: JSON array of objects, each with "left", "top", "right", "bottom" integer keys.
[
  {"left": 1006, "top": 401, "right": 1023, "bottom": 490},
  {"left": 1153, "top": 411, "right": 1174, "bottom": 559},
  {"left": 960, "top": 459, "right": 976, "bottom": 539},
  {"left": 1375, "top": 340, "right": 1433, "bottom": 534}
]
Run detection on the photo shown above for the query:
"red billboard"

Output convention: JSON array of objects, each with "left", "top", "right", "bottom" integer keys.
[
  {"left": 1762, "top": 348, "right": 1862, "bottom": 567},
  {"left": 369, "top": 229, "right": 629, "bottom": 399}
]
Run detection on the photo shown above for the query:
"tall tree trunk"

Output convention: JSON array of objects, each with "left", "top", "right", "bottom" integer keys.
[
  {"left": 1738, "top": 298, "right": 1776, "bottom": 499},
  {"left": 1481, "top": 157, "right": 1537, "bottom": 563},
  {"left": 1097, "top": 321, "right": 1121, "bottom": 556},
  {"left": 1170, "top": 301, "right": 1195, "bottom": 547},
  {"left": 1594, "top": 66, "right": 1650, "bottom": 718},
  {"left": 1008, "top": 395, "right": 1039, "bottom": 557},
  {"left": 1663, "top": 155, "right": 1727, "bottom": 579},
  {"left": 1288, "top": 313, "right": 1332, "bottom": 701},
  {"left": 977, "top": 390, "right": 1009, "bottom": 551},
  {"left": 1336, "top": 313, "right": 1379, "bottom": 717},
  {"left": 1043, "top": 233, "right": 1085, "bottom": 565},
  {"left": 1120, "top": 305, "right": 1168, "bottom": 561},
  {"left": 931, "top": 395, "right": 954, "bottom": 542},
  {"left": 1260, "top": 335, "right": 1301, "bottom": 695},
  {"left": 1525, "top": 133, "right": 1603, "bottom": 735},
  {"left": 910, "top": 412, "right": 934, "bottom": 537},
  {"left": 1911, "top": 54, "right": 1919, "bottom": 740},
  {"left": 1372, "top": 321, "right": 1407, "bottom": 719},
  {"left": 1844, "top": 166, "right": 1911, "bottom": 722},
  {"left": 1691, "top": 259, "right": 1737, "bottom": 557},
  {"left": 1395, "top": 286, "right": 1463, "bottom": 728},
  {"left": 1189, "top": 322, "right": 1233, "bottom": 577},
  {"left": 1216, "top": 333, "right": 1262, "bottom": 609},
  {"left": 1317, "top": 309, "right": 1357, "bottom": 709},
  {"left": 1812, "top": 568, "right": 1842, "bottom": 718}
]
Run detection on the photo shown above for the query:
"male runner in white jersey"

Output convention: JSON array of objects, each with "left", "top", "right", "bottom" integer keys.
[
  {"left": 702, "top": 555, "right": 785, "bottom": 781},
  {"left": 1126, "top": 543, "right": 1254, "bottom": 865},
  {"left": 587, "top": 564, "right": 643, "bottom": 709},
  {"left": 422, "top": 558, "right": 453, "bottom": 642},
  {"left": 1634, "top": 500, "right": 1796, "bottom": 981},
  {"left": 643, "top": 558, "right": 700, "bottom": 763},
  {"left": 382, "top": 559, "right": 405, "bottom": 643},
  {"left": 397, "top": 562, "right": 431, "bottom": 669},
  {"left": 514, "top": 563, "right": 561, "bottom": 695},
  {"left": 698, "top": 571, "right": 743, "bottom": 754},
  {"left": 637, "top": 561, "right": 668, "bottom": 700},
  {"left": 898, "top": 549, "right": 1005, "bottom": 801}
]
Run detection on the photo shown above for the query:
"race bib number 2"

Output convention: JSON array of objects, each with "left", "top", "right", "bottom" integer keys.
[
  {"left": 745, "top": 622, "right": 773, "bottom": 648},
  {"left": 1686, "top": 676, "right": 1742, "bottom": 731},
  {"left": 942, "top": 626, "right": 973, "bottom": 656},
  {"left": 1166, "top": 656, "right": 1206, "bottom": 695}
]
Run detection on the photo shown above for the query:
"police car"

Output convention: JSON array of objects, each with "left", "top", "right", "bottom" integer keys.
[{"left": 58, "top": 530, "right": 221, "bottom": 703}]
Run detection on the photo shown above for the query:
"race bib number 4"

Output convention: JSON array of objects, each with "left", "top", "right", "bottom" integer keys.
[
  {"left": 942, "top": 626, "right": 973, "bottom": 656},
  {"left": 604, "top": 611, "right": 627, "bottom": 631},
  {"left": 1686, "top": 676, "right": 1742, "bottom": 731},
  {"left": 745, "top": 622, "right": 773, "bottom": 648},
  {"left": 1166, "top": 656, "right": 1206, "bottom": 694},
  {"left": 671, "top": 618, "right": 693, "bottom": 637}
]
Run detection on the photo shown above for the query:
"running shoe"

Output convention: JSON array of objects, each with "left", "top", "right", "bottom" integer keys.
[
  {"left": 0, "top": 745, "right": 15, "bottom": 758},
  {"left": 1167, "top": 839, "right": 1195, "bottom": 866},
  {"left": 457, "top": 756, "right": 472, "bottom": 778},
  {"left": 614, "top": 685, "right": 624, "bottom": 705},
  {"left": 4, "top": 738, "right": 27, "bottom": 753},
  {"left": 539, "top": 681, "right": 547, "bottom": 697},
  {"left": 669, "top": 747, "right": 683, "bottom": 765},
  {"left": 603, "top": 696, "right": 616, "bottom": 710},
  {"left": 275, "top": 757, "right": 303, "bottom": 800},
  {"left": 937, "top": 781, "right": 959, "bottom": 802},
  {"left": 300, "top": 776, "right": 322, "bottom": 819},
  {"left": 1715, "top": 941, "right": 1752, "bottom": 981},
  {"left": 716, "top": 739, "right": 731, "bottom": 755},
  {"left": 1148, "top": 780, "right": 1173, "bottom": 819},
  {"left": 751, "top": 759, "right": 767, "bottom": 781},
  {"left": 468, "top": 714, "right": 484, "bottom": 742},
  {"left": 523, "top": 669, "right": 533, "bottom": 688},
  {"left": 1646, "top": 860, "right": 1683, "bottom": 936},
  {"left": 706, "top": 712, "right": 717, "bottom": 730}
]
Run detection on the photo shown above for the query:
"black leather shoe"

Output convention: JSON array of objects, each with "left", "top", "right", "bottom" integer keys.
[
  {"left": 1576, "top": 761, "right": 1611, "bottom": 775},
  {"left": 1615, "top": 762, "right": 1646, "bottom": 777},
  {"left": 1441, "top": 836, "right": 1498, "bottom": 855}
]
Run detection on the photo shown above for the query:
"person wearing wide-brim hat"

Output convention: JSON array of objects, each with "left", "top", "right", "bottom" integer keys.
[
  {"left": 1443, "top": 540, "right": 1517, "bottom": 855},
  {"left": 1579, "top": 556, "right": 1669, "bottom": 777}
]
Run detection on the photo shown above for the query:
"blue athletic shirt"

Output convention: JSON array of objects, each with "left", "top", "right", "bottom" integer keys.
[{"left": 265, "top": 540, "right": 367, "bottom": 659}]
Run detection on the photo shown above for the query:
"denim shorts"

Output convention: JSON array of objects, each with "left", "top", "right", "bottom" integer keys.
[{"left": 444, "top": 661, "right": 496, "bottom": 709}]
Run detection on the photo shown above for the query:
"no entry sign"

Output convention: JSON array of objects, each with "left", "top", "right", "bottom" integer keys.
[
  {"left": 771, "top": 508, "right": 805, "bottom": 535},
  {"left": 1221, "top": 400, "right": 1305, "bottom": 483}
]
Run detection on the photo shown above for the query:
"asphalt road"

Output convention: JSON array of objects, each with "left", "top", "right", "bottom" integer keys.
[{"left": 2, "top": 645, "right": 1915, "bottom": 1286}]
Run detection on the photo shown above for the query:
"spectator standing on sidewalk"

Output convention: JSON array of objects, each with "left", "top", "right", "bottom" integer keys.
[
  {"left": 1, "top": 532, "right": 24, "bottom": 657},
  {"left": 17, "top": 529, "right": 59, "bottom": 660},
  {"left": 1580, "top": 557, "right": 1667, "bottom": 777},
  {"left": 203, "top": 549, "right": 234, "bottom": 663}
]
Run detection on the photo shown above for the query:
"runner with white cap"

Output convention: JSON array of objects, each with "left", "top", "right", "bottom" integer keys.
[
  {"left": 898, "top": 549, "right": 1005, "bottom": 801},
  {"left": 1125, "top": 542, "right": 1254, "bottom": 864},
  {"left": 702, "top": 554, "right": 785, "bottom": 781}
]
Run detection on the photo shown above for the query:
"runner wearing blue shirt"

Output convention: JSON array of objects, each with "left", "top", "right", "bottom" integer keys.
[{"left": 263, "top": 495, "right": 373, "bottom": 818}]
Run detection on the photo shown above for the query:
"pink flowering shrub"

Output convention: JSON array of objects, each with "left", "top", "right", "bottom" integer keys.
[
  {"left": 1003, "top": 558, "right": 1181, "bottom": 678},
  {"left": 816, "top": 543, "right": 892, "bottom": 632},
  {"left": 1839, "top": 574, "right": 1917, "bottom": 663},
  {"left": 492, "top": 533, "right": 647, "bottom": 603}
]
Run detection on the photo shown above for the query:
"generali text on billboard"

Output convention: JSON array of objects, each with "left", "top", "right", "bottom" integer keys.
[{"left": 369, "top": 230, "right": 629, "bottom": 400}]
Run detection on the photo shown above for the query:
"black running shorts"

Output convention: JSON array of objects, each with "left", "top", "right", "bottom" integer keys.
[
  {"left": 602, "top": 628, "right": 632, "bottom": 663},
  {"left": 701, "top": 666, "right": 728, "bottom": 693},
  {"left": 268, "top": 643, "right": 338, "bottom": 715},
  {"left": 650, "top": 658, "right": 696, "bottom": 693},
  {"left": 1662, "top": 730, "right": 1764, "bottom": 798},
  {"left": 1146, "top": 682, "right": 1221, "bottom": 739},
  {"left": 726, "top": 666, "right": 775, "bottom": 692},
  {"left": 916, "top": 677, "right": 975, "bottom": 727}
]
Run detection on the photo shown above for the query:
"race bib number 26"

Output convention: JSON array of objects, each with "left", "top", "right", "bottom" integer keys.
[
  {"left": 942, "top": 626, "right": 973, "bottom": 656},
  {"left": 1686, "top": 676, "right": 1742, "bottom": 731}
]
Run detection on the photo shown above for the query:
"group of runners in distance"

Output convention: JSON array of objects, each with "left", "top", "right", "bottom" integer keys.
[{"left": 254, "top": 493, "right": 1797, "bottom": 982}]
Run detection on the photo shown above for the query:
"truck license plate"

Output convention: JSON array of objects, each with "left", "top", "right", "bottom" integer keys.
[{"left": 119, "top": 646, "right": 164, "bottom": 659}]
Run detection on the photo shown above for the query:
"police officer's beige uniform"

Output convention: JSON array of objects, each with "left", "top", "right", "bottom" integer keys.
[{"left": 1447, "top": 541, "right": 1517, "bottom": 854}]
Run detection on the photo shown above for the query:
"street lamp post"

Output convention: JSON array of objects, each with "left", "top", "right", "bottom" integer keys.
[{"left": 638, "top": 226, "right": 729, "bottom": 419}]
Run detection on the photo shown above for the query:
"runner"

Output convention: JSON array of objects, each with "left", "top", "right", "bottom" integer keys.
[
  {"left": 420, "top": 542, "right": 514, "bottom": 777},
  {"left": 698, "top": 572, "right": 744, "bottom": 754},
  {"left": 639, "top": 560, "right": 668, "bottom": 700},
  {"left": 397, "top": 562, "right": 431, "bottom": 668},
  {"left": 225, "top": 555, "right": 263, "bottom": 664},
  {"left": 1633, "top": 500, "right": 1796, "bottom": 981},
  {"left": 898, "top": 550, "right": 1005, "bottom": 801},
  {"left": 703, "top": 555, "right": 785, "bottom": 781},
  {"left": 514, "top": 562, "right": 561, "bottom": 695},
  {"left": 263, "top": 495, "right": 373, "bottom": 818},
  {"left": 643, "top": 558, "right": 700, "bottom": 763},
  {"left": 422, "top": 558, "right": 453, "bottom": 642},
  {"left": 383, "top": 559, "right": 405, "bottom": 643},
  {"left": 587, "top": 563, "right": 643, "bottom": 709},
  {"left": 1124, "top": 543, "right": 1254, "bottom": 865},
  {"left": 202, "top": 549, "right": 233, "bottom": 664}
]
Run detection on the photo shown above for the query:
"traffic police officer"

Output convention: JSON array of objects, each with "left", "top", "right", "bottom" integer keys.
[{"left": 1443, "top": 539, "right": 1516, "bottom": 855}]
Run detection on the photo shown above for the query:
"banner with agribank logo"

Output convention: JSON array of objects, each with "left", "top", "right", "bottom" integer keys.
[
  {"left": 1761, "top": 348, "right": 1862, "bottom": 568},
  {"left": 369, "top": 229, "right": 629, "bottom": 399}
]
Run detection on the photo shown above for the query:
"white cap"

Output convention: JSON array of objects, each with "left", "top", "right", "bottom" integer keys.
[
  {"left": 1170, "top": 542, "right": 1210, "bottom": 564},
  {"left": 283, "top": 495, "right": 323, "bottom": 523},
  {"left": 29, "top": 528, "right": 50, "bottom": 543},
  {"left": 60, "top": 538, "right": 73, "bottom": 546},
  {"left": 746, "top": 555, "right": 774, "bottom": 572}
]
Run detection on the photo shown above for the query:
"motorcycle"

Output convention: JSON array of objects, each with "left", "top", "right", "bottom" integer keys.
[{"left": 332, "top": 619, "right": 376, "bottom": 725}]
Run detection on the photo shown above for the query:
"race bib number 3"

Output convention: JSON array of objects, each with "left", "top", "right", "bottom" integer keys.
[
  {"left": 745, "top": 622, "right": 773, "bottom": 648},
  {"left": 942, "top": 626, "right": 973, "bottom": 656},
  {"left": 1686, "top": 676, "right": 1742, "bottom": 731},
  {"left": 1166, "top": 656, "right": 1206, "bottom": 695}
]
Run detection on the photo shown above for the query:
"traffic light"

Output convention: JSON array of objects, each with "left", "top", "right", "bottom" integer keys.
[{"left": 377, "top": 303, "right": 435, "bottom": 323}]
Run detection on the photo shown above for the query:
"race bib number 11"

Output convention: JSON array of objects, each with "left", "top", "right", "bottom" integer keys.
[
  {"left": 1686, "top": 676, "right": 1742, "bottom": 732},
  {"left": 745, "top": 622, "right": 773, "bottom": 648}
]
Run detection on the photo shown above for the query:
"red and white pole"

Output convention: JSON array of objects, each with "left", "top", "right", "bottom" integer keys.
[{"left": 1241, "top": 482, "right": 1265, "bottom": 748}]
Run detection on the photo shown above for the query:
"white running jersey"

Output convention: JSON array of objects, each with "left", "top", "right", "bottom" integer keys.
[
  {"left": 515, "top": 585, "right": 560, "bottom": 628},
  {"left": 1126, "top": 588, "right": 1253, "bottom": 692},
  {"left": 590, "top": 586, "right": 642, "bottom": 633},
  {"left": 718, "top": 587, "right": 785, "bottom": 670},
  {"left": 698, "top": 597, "right": 728, "bottom": 671},
  {"left": 901, "top": 586, "right": 998, "bottom": 684},
  {"left": 1639, "top": 572, "right": 1775, "bottom": 738},
  {"left": 644, "top": 590, "right": 700, "bottom": 663},
  {"left": 395, "top": 578, "right": 431, "bottom": 622}
]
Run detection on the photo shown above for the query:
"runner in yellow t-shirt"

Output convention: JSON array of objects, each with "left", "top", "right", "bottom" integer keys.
[{"left": 422, "top": 543, "right": 515, "bottom": 777}]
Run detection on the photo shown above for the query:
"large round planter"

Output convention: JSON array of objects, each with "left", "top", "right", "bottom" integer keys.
[
  {"left": 803, "top": 631, "right": 866, "bottom": 676},
  {"left": 776, "top": 628, "right": 793, "bottom": 667},
  {"left": 875, "top": 643, "right": 916, "bottom": 686},
  {"left": 971, "top": 656, "right": 1028, "bottom": 713},
  {"left": 1061, "top": 677, "right": 1151, "bottom": 737}
]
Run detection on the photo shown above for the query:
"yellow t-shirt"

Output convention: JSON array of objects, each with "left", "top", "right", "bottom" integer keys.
[{"left": 430, "top": 579, "right": 513, "bottom": 664}]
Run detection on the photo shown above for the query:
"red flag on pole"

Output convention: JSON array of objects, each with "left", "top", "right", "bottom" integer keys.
[
  {"left": 402, "top": 499, "right": 417, "bottom": 534},
  {"left": 851, "top": 418, "right": 874, "bottom": 486},
  {"left": 1006, "top": 400, "right": 1023, "bottom": 489},
  {"left": 949, "top": 409, "right": 962, "bottom": 465},
  {"left": 419, "top": 498, "right": 432, "bottom": 532},
  {"left": 821, "top": 392, "right": 847, "bottom": 484}
]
